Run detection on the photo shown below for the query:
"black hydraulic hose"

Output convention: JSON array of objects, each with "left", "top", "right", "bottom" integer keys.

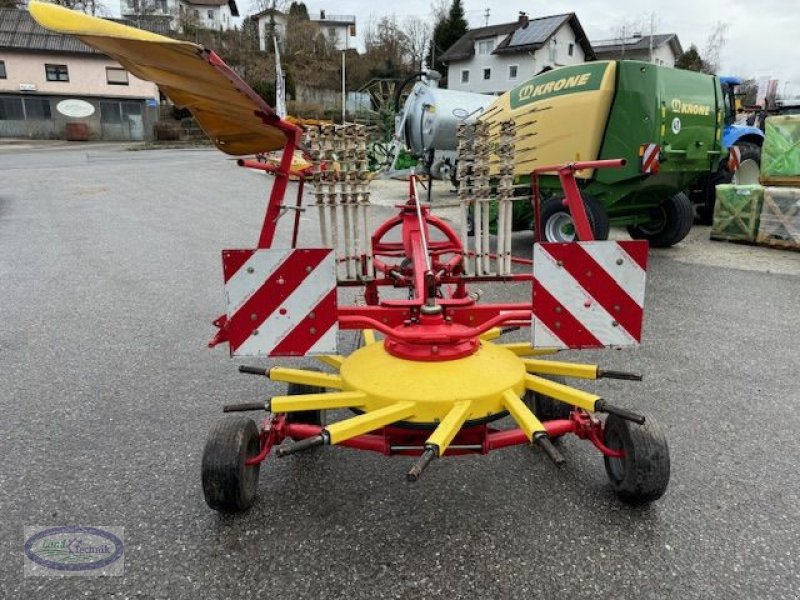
[{"left": 393, "top": 71, "right": 428, "bottom": 113}]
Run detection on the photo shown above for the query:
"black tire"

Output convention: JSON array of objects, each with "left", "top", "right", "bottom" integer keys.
[
  {"left": 730, "top": 142, "right": 762, "bottom": 186},
  {"left": 603, "top": 414, "right": 670, "bottom": 505},
  {"left": 286, "top": 379, "right": 325, "bottom": 426},
  {"left": 202, "top": 416, "right": 261, "bottom": 512},
  {"left": 627, "top": 192, "right": 693, "bottom": 248},
  {"left": 540, "top": 193, "right": 610, "bottom": 242},
  {"left": 523, "top": 375, "right": 574, "bottom": 442}
]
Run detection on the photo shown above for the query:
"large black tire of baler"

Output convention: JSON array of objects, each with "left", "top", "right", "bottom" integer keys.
[
  {"left": 540, "top": 193, "right": 610, "bottom": 242},
  {"left": 627, "top": 192, "right": 694, "bottom": 248}
]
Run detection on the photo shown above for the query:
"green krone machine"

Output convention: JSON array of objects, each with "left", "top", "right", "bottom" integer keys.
[{"left": 483, "top": 61, "right": 725, "bottom": 247}]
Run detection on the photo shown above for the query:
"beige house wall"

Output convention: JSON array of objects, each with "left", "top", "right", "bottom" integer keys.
[{"left": 0, "top": 51, "right": 159, "bottom": 98}]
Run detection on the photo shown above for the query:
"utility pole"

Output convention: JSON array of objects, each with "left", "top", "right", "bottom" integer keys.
[
  {"left": 341, "top": 50, "right": 346, "bottom": 124},
  {"left": 484, "top": 8, "right": 490, "bottom": 26},
  {"left": 649, "top": 13, "right": 655, "bottom": 63}
]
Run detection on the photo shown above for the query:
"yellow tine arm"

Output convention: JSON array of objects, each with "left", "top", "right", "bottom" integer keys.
[
  {"left": 362, "top": 329, "right": 377, "bottom": 345},
  {"left": 326, "top": 402, "right": 416, "bottom": 445},
  {"left": 269, "top": 367, "right": 343, "bottom": 390},
  {"left": 480, "top": 328, "right": 502, "bottom": 341},
  {"left": 522, "top": 359, "right": 598, "bottom": 380},
  {"left": 501, "top": 389, "right": 547, "bottom": 441},
  {"left": 316, "top": 355, "right": 345, "bottom": 369},
  {"left": 425, "top": 401, "right": 473, "bottom": 455},
  {"left": 498, "top": 343, "right": 561, "bottom": 357},
  {"left": 524, "top": 374, "right": 601, "bottom": 413},
  {"left": 271, "top": 391, "right": 367, "bottom": 413}
]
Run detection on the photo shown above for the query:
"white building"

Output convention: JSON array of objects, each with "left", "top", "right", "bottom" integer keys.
[
  {"left": 252, "top": 8, "right": 356, "bottom": 53},
  {"left": 122, "top": 0, "right": 240, "bottom": 31},
  {"left": 440, "top": 13, "right": 595, "bottom": 94},
  {"left": 591, "top": 34, "right": 683, "bottom": 67}
]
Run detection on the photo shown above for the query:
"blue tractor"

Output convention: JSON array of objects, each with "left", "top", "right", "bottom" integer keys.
[{"left": 691, "top": 76, "right": 765, "bottom": 224}]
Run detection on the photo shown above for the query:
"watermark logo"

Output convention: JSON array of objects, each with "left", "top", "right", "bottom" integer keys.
[{"left": 24, "top": 526, "right": 124, "bottom": 577}]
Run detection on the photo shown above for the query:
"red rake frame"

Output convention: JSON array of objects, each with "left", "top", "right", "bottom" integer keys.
[{"left": 222, "top": 136, "right": 636, "bottom": 460}]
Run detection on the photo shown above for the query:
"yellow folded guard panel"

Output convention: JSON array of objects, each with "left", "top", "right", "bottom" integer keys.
[
  {"left": 29, "top": 2, "right": 288, "bottom": 155},
  {"left": 484, "top": 62, "right": 617, "bottom": 180}
]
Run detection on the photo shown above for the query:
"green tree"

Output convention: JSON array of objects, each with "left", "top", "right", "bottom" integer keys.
[
  {"left": 428, "top": 0, "right": 468, "bottom": 81},
  {"left": 288, "top": 2, "right": 309, "bottom": 19},
  {"left": 675, "top": 44, "right": 712, "bottom": 74}
]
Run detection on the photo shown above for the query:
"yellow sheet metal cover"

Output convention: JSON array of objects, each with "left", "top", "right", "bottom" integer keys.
[
  {"left": 29, "top": 2, "right": 288, "bottom": 155},
  {"left": 485, "top": 62, "right": 617, "bottom": 180}
]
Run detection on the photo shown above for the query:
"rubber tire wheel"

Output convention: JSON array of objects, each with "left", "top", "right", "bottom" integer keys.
[
  {"left": 696, "top": 168, "right": 731, "bottom": 225},
  {"left": 627, "top": 192, "right": 693, "bottom": 248},
  {"left": 540, "top": 193, "right": 610, "bottom": 242},
  {"left": 603, "top": 413, "right": 670, "bottom": 505},
  {"left": 730, "top": 142, "right": 762, "bottom": 186},
  {"left": 286, "top": 379, "right": 325, "bottom": 426},
  {"left": 202, "top": 416, "right": 261, "bottom": 512}
]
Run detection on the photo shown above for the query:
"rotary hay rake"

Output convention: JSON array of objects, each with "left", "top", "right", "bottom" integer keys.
[{"left": 31, "top": 3, "right": 670, "bottom": 513}]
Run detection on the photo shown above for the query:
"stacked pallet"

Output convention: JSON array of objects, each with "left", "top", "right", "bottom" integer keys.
[
  {"left": 756, "top": 116, "right": 800, "bottom": 250},
  {"left": 710, "top": 185, "right": 763, "bottom": 243},
  {"left": 711, "top": 115, "right": 800, "bottom": 250}
]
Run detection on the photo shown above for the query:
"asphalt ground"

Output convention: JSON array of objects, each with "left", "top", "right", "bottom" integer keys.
[{"left": 1, "top": 144, "right": 799, "bottom": 599}]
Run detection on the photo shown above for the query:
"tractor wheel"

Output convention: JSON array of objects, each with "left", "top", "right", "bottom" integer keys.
[
  {"left": 202, "top": 416, "right": 261, "bottom": 512},
  {"left": 627, "top": 192, "right": 693, "bottom": 248},
  {"left": 730, "top": 142, "right": 762, "bottom": 186},
  {"left": 603, "top": 414, "right": 670, "bottom": 505},
  {"left": 696, "top": 168, "right": 732, "bottom": 225},
  {"left": 540, "top": 193, "right": 610, "bottom": 242},
  {"left": 286, "top": 378, "right": 325, "bottom": 427}
]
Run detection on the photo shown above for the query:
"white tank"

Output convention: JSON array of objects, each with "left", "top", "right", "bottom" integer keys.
[{"left": 401, "top": 81, "right": 494, "bottom": 155}]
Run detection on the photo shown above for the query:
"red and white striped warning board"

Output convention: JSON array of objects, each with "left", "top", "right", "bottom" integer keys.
[
  {"left": 640, "top": 143, "right": 660, "bottom": 174},
  {"left": 222, "top": 248, "right": 338, "bottom": 357},
  {"left": 532, "top": 241, "right": 648, "bottom": 349},
  {"left": 728, "top": 145, "right": 742, "bottom": 172}
]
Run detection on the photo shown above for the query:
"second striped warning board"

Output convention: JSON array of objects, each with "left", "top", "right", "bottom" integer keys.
[
  {"left": 222, "top": 248, "right": 338, "bottom": 357},
  {"left": 532, "top": 241, "right": 649, "bottom": 349}
]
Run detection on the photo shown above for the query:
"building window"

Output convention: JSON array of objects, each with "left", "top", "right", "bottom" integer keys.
[
  {"left": 461, "top": 69, "right": 469, "bottom": 84},
  {"left": 193, "top": 9, "right": 199, "bottom": 17},
  {"left": 45, "top": 64, "right": 69, "bottom": 82},
  {"left": 207, "top": 9, "right": 214, "bottom": 18},
  {"left": 476, "top": 39, "right": 494, "bottom": 55},
  {"left": 568, "top": 43, "right": 574, "bottom": 57},
  {"left": 0, "top": 60, "right": 6, "bottom": 79},
  {"left": 106, "top": 67, "right": 129, "bottom": 86},
  {"left": 548, "top": 39, "right": 557, "bottom": 62},
  {"left": 508, "top": 65, "right": 518, "bottom": 79},
  {"left": 328, "top": 27, "right": 336, "bottom": 39},
  {"left": 0, "top": 96, "right": 24, "bottom": 120},
  {"left": 483, "top": 68, "right": 491, "bottom": 81},
  {"left": 24, "top": 97, "right": 51, "bottom": 120}
]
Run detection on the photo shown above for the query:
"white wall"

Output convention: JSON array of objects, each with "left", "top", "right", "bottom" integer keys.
[
  {"left": 320, "top": 23, "right": 353, "bottom": 51},
  {"left": 446, "top": 23, "right": 587, "bottom": 94},
  {"left": 256, "top": 14, "right": 353, "bottom": 52},
  {"left": 256, "top": 13, "right": 288, "bottom": 51},
  {"left": 186, "top": 3, "right": 233, "bottom": 30}
]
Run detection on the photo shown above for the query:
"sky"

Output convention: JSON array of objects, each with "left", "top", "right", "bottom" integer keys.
[{"left": 236, "top": 0, "right": 800, "bottom": 99}]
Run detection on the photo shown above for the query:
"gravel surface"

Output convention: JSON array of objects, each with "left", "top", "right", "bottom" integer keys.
[{"left": 1, "top": 144, "right": 799, "bottom": 599}]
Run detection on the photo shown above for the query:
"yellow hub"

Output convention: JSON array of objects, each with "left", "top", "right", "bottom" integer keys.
[
  {"left": 339, "top": 341, "right": 526, "bottom": 424},
  {"left": 268, "top": 335, "right": 609, "bottom": 456}
]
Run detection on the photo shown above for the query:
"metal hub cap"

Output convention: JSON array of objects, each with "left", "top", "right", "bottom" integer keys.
[{"left": 545, "top": 212, "right": 577, "bottom": 242}]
